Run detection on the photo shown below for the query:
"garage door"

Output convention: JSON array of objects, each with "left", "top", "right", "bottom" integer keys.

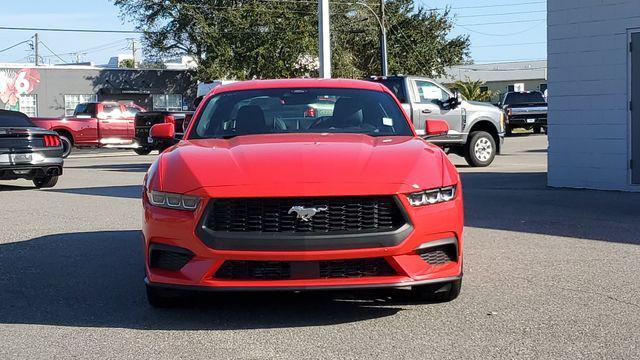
[{"left": 633, "top": 32, "right": 640, "bottom": 184}]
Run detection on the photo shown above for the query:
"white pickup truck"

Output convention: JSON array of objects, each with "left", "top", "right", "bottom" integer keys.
[{"left": 369, "top": 76, "right": 505, "bottom": 167}]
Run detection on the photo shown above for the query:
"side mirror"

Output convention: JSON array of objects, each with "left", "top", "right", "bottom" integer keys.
[
  {"left": 150, "top": 123, "right": 175, "bottom": 140},
  {"left": 424, "top": 119, "right": 449, "bottom": 138}
]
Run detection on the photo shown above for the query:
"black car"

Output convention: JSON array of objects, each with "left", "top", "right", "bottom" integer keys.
[
  {"left": 499, "top": 91, "right": 548, "bottom": 135},
  {"left": 0, "top": 110, "right": 63, "bottom": 188}
]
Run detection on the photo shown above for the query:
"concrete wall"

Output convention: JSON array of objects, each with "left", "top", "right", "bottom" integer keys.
[
  {"left": 0, "top": 66, "right": 196, "bottom": 117},
  {"left": 547, "top": 0, "right": 639, "bottom": 191}
]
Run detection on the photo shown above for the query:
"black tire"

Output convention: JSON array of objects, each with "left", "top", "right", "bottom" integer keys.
[
  {"left": 146, "top": 284, "right": 183, "bottom": 308},
  {"left": 505, "top": 126, "right": 513, "bottom": 137},
  {"left": 134, "top": 148, "right": 152, "bottom": 155},
  {"left": 58, "top": 135, "right": 72, "bottom": 158},
  {"left": 533, "top": 126, "right": 542, "bottom": 134},
  {"left": 33, "top": 176, "right": 58, "bottom": 189},
  {"left": 464, "top": 131, "right": 496, "bottom": 167},
  {"left": 412, "top": 279, "right": 462, "bottom": 303}
]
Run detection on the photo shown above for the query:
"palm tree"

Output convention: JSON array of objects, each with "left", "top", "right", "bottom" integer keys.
[{"left": 453, "top": 78, "right": 494, "bottom": 102}]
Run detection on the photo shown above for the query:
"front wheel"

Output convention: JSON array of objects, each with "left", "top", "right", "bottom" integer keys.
[
  {"left": 146, "top": 284, "right": 184, "bottom": 308},
  {"left": 412, "top": 279, "right": 462, "bottom": 303},
  {"left": 533, "top": 126, "right": 542, "bottom": 134},
  {"left": 464, "top": 131, "right": 496, "bottom": 167},
  {"left": 33, "top": 176, "right": 58, "bottom": 189},
  {"left": 134, "top": 148, "right": 152, "bottom": 155}
]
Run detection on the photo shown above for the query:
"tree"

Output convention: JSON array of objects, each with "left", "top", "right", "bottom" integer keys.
[
  {"left": 119, "top": 58, "right": 136, "bottom": 68},
  {"left": 114, "top": 0, "right": 469, "bottom": 80},
  {"left": 452, "top": 78, "right": 494, "bottom": 102}
]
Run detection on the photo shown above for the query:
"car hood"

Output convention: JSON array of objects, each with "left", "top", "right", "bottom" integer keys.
[
  {"left": 464, "top": 100, "right": 499, "bottom": 109},
  {"left": 155, "top": 133, "right": 447, "bottom": 196}
]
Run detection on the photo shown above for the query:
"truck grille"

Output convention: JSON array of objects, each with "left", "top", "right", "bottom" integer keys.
[
  {"left": 214, "top": 258, "right": 395, "bottom": 280},
  {"left": 205, "top": 196, "right": 405, "bottom": 234}
]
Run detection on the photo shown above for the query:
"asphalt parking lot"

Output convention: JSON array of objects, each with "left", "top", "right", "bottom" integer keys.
[{"left": 1, "top": 135, "right": 639, "bottom": 359}]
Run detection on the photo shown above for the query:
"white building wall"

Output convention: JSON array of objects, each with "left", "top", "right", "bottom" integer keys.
[{"left": 547, "top": 0, "right": 640, "bottom": 191}]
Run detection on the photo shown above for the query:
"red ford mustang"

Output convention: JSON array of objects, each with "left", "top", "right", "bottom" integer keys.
[{"left": 142, "top": 79, "right": 463, "bottom": 307}]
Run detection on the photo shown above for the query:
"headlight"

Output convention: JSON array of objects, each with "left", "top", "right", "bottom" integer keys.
[
  {"left": 407, "top": 186, "right": 457, "bottom": 206},
  {"left": 147, "top": 190, "right": 201, "bottom": 211}
]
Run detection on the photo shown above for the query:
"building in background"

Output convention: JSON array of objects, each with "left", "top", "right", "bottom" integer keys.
[
  {"left": 0, "top": 64, "right": 196, "bottom": 117},
  {"left": 547, "top": 0, "right": 639, "bottom": 191},
  {"left": 437, "top": 60, "right": 548, "bottom": 103}
]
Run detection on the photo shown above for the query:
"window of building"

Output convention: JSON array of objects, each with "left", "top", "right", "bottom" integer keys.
[
  {"left": 152, "top": 94, "right": 183, "bottom": 111},
  {"left": 480, "top": 86, "right": 489, "bottom": 93},
  {"left": 507, "top": 85, "right": 515, "bottom": 92},
  {"left": 540, "top": 83, "right": 548, "bottom": 92},
  {"left": 64, "top": 94, "right": 97, "bottom": 116},
  {"left": 19, "top": 94, "right": 37, "bottom": 117}
]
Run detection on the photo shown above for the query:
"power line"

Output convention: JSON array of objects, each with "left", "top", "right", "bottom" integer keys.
[
  {"left": 458, "top": 20, "right": 545, "bottom": 36},
  {"left": 456, "top": 10, "right": 546, "bottom": 18},
  {"left": 0, "top": 26, "right": 142, "bottom": 34},
  {"left": 471, "top": 41, "right": 546, "bottom": 48},
  {"left": 38, "top": 40, "right": 68, "bottom": 64},
  {"left": 458, "top": 19, "right": 546, "bottom": 27},
  {"left": 0, "top": 38, "right": 33, "bottom": 53}
]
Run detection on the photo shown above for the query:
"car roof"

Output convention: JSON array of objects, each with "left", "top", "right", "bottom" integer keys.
[{"left": 212, "top": 78, "right": 387, "bottom": 94}]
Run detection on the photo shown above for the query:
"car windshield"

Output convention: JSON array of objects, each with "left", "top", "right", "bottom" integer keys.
[
  {"left": 190, "top": 88, "right": 413, "bottom": 139},
  {"left": 0, "top": 109, "right": 35, "bottom": 127},
  {"left": 504, "top": 92, "right": 546, "bottom": 105}
]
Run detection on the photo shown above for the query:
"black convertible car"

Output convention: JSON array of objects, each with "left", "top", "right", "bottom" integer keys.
[{"left": 0, "top": 110, "right": 63, "bottom": 188}]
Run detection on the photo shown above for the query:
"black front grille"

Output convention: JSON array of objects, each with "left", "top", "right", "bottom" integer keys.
[
  {"left": 215, "top": 258, "right": 395, "bottom": 280},
  {"left": 205, "top": 196, "right": 405, "bottom": 234},
  {"left": 419, "top": 245, "right": 457, "bottom": 266}
]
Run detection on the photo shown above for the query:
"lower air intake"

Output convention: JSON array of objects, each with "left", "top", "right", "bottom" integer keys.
[
  {"left": 149, "top": 244, "right": 194, "bottom": 271},
  {"left": 215, "top": 258, "right": 395, "bottom": 280},
  {"left": 418, "top": 245, "right": 457, "bottom": 266}
]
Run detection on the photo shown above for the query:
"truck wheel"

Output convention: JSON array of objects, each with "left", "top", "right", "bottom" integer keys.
[
  {"left": 505, "top": 126, "right": 513, "bottom": 137},
  {"left": 533, "top": 126, "right": 542, "bottom": 134},
  {"left": 413, "top": 279, "right": 462, "bottom": 303},
  {"left": 464, "top": 131, "right": 496, "bottom": 167},
  {"left": 134, "top": 148, "right": 152, "bottom": 155},
  {"left": 59, "top": 135, "right": 72, "bottom": 158},
  {"left": 33, "top": 176, "right": 58, "bottom": 189}
]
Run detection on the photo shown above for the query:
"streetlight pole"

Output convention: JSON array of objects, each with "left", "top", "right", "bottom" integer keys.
[
  {"left": 318, "top": 0, "right": 331, "bottom": 78},
  {"left": 354, "top": 1, "right": 388, "bottom": 76}
]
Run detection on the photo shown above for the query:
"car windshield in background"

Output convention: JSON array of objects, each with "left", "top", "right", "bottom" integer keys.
[
  {"left": 0, "top": 109, "right": 36, "bottom": 127},
  {"left": 505, "top": 92, "right": 546, "bottom": 105},
  {"left": 191, "top": 88, "right": 413, "bottom": 139}
]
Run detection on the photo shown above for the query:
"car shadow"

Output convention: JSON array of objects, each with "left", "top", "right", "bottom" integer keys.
[
  {"left": 461, "top": 172, "right": 640, "bottom": 244},
  {"left": 0, "top": 231, "right": 412, "bottom": 330},
  {"left": 46, "top": 185, "right": 142, "bottom": 199},
  {"left": 65, "top": 163, "right": 151, "bottom": 173}
]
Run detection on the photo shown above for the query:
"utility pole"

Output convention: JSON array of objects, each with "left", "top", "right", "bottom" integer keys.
[
  {"left": 131, "top": 39, "right": 137, "bottom": 69},
  {"left": 379, "top": 0, "right": 388, "bottom": 76},
  {"left": 34, "top": 33, "right": 40, "bottom": 66},
  {"left": 318, "top": 0, "right": 331, "bottom": 78}
]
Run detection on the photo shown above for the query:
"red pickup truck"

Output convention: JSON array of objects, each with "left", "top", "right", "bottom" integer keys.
[{"left": 31, "top": 102, "right": 145, "bottom": 157}]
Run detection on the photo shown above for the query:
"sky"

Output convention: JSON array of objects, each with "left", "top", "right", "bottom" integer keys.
[{"left": 0, "top": 0, "right": 547, "bottom": 65}]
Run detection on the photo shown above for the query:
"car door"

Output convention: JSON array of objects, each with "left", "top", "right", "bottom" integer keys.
[
  {"left": 410, "top": 79, "right": 463, "bottom": 135},
  {"left": 97, "top": 103, "right": 128, "bottom": 140}
]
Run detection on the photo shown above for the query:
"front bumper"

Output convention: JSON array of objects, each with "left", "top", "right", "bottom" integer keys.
[
  {"left": 142, "top": 189, "right": 464, "bottom": 291},
  {"left": 507, "top": 115, "right": 547, "bottom": 126}
]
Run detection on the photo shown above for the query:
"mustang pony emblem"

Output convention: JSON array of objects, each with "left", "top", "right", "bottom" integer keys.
[{"left": 288, "top": 206, "right": 328, "bottom": 221}]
